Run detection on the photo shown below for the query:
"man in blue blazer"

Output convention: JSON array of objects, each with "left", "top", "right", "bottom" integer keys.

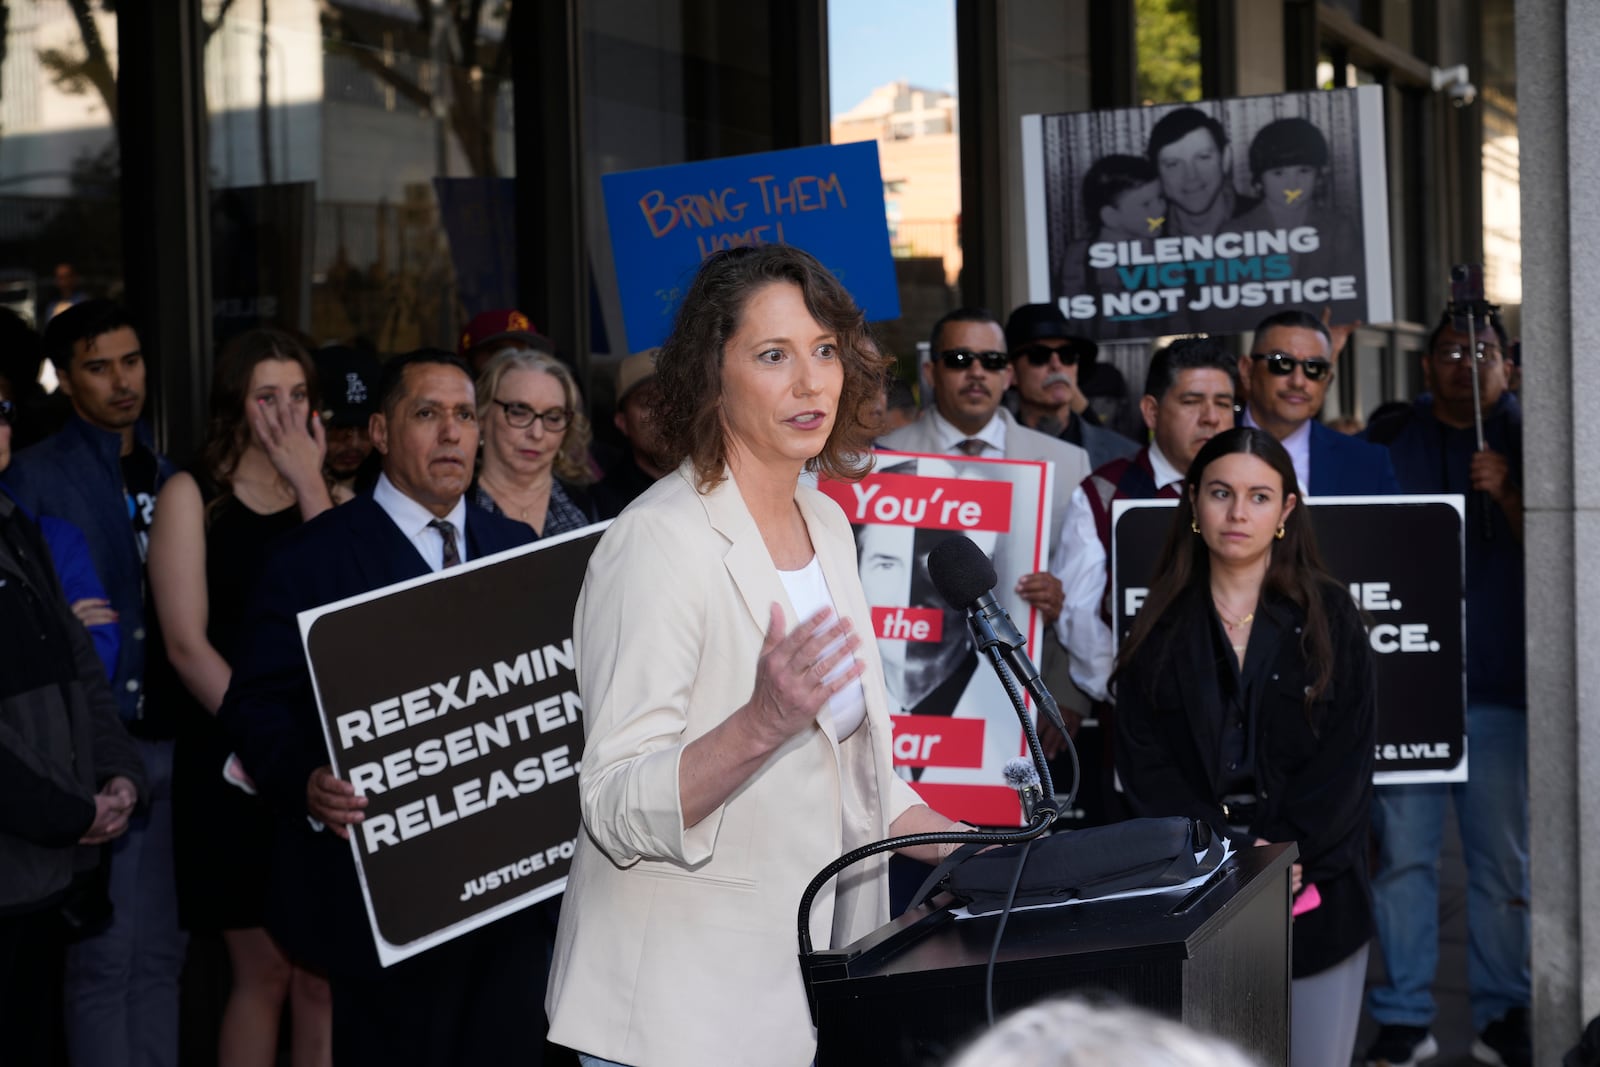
[
  {"left": 220, "top": 350, "right": 549, "bottom": 1065},
  {"left": 1238, "top": 308, "right": 1400, "bottom": 496}
]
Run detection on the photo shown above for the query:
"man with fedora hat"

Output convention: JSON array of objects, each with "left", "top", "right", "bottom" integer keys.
[{"left": 1005, "top": 303, "right": 1139, "bottom": 471}]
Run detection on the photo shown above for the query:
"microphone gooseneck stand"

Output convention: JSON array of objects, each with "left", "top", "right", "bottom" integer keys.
[{"left": 795, "top": 636, "right": 1078, "bottom": 956}]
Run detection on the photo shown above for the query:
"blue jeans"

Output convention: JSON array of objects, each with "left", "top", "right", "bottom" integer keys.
[
  {"left": 1367, "top": 703, "right": 1530, "bottom": 1032},
  {"left": 64, "top": 737, "right": 188, "bottom": 1067}
]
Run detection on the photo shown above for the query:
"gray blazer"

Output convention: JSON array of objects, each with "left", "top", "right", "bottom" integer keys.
[{"left": 880, "top": 408, "right": 1095, "bottom": 716}]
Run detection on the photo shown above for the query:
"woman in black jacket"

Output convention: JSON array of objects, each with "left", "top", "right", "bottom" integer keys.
[{"left": 1113, "top": 426, "right": 1376, "bottom": 1067}]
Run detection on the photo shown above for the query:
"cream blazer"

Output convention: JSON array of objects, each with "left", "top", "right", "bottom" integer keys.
[{"left": 546, "top": 464, "right": 922, "bottom": 1067}]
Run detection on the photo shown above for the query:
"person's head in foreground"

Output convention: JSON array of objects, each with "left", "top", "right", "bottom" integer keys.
[{"left": 947, "top": 997, "right": 1262, "bottom": 1067}]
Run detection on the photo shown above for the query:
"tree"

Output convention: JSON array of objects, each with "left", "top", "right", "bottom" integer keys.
[{"left": 1135, "top": 0, "right": 1202, "bottom": 106}]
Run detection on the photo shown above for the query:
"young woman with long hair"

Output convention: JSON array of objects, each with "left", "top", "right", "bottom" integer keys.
[
  {"left": 148, "top": 329, "right": 333, "bottom": 1067},
  {"left": 1112, "top": 426, "right": 1376, "bottom": 1067}
]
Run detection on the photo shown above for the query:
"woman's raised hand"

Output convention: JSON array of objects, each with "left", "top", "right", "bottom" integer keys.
[
  {"left": 248, "top": 394, "right": 327, "bottom": 493},
  {"left": 744, "top": 604, "right": 863, "bottom": 750}
]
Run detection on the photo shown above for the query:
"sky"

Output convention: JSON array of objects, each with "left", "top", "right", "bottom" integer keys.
[{"left": 827, "top": 0, "right": 957, "bottom": 119}]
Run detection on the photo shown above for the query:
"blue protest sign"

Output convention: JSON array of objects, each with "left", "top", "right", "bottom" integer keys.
[{"left": 602, "top": 141, "right": 900, "bottom": 351}]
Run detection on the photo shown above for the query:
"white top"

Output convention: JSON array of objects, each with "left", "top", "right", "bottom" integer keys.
[
  {"left": 778, "top": 556, "right": 868, "bottom": 740},
  {"left": 372, "top": 472, "right": 471, "bottom": 572},
  {"left": 1243, "top": 407, "right": 1313, "bottom": 494},
  {"left": 1054, "top": 442, "right": 1187, "bottom": 702},
  {"left": 927, "top": 407, "right": 1008, "bottom": 457}
]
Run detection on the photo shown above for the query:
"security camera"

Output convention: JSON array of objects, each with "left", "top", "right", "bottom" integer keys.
[{"left": 1430, "top": 64, "right": 1477, "bottom": 108}]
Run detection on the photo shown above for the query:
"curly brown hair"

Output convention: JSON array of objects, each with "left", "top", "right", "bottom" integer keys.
[{"left": 653, "top": 245, "right": 891, "bottom": 491}]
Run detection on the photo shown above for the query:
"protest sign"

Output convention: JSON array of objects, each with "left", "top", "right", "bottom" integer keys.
[
  {"left": 602, "top": 141, "right": 900, "bottom": 351},
  {"left": 1110, "top": 497, "right": 1465, "bottom": 783},
  {"left": 1022, "top": 86, "right": 1391, "bottom": 340},
  {"left": 820, "top": 452, "right": 1052, "bottom": 824},
  {"left": 300, "top": 525, "right": 606, "bottom": 966}
]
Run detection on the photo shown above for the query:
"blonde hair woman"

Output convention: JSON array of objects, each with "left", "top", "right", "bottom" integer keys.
[{"left": 472, "top": 349, "right": 597, "bottom": 537}]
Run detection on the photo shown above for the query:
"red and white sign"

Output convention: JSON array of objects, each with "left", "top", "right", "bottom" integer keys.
[
  {"left": 871, "top": 606, "right": 943, "bottom": 643},
  {"left": 819, "top": 473, "right": 1013, "bottom": 532},
  {"left": 823, "top": 450, "right": 1053, "bottom": 826}
]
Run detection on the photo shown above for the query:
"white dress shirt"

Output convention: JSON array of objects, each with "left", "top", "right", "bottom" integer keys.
[
  {"left": 372, "top": 472, "right": 471, "bottom": 572},
  {"left": 1242, "top": 407, "right": 1313, "bottom": 494},
  {"left": 926, "top": 407, "right": 1008, "bottom": 457},
  {"left": 1054, "top": 443, "right": 1187, "bottom": 702}
]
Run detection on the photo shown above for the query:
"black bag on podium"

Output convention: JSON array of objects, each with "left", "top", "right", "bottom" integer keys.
[{"left": 909, "top": 817, "right": 1226, "bottom": 916}]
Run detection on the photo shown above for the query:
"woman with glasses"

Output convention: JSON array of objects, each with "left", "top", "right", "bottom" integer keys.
[
  {"left": 1112, "top": 426, "right": 1376, "bottom": 1067},
  {"left": 472, "top": 349, "right": 598, "bottom": 537}
]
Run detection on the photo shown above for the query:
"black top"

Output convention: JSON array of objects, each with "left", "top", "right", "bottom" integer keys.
[
  {"left": 1114, "top": 583, "right": 1377, "bottom": 977},
  {"left": 171, "top": 475, "right": 302, "bottom": 931}
]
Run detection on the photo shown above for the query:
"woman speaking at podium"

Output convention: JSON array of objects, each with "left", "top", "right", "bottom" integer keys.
[
  {"left": 546, "top": 245, "right": 962, "bottom": 1067},
  {"left": 1112, "top": 427, "right": 1376, "bottom": 1067}
]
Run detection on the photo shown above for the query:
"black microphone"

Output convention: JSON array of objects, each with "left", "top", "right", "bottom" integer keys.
[{"left": 927, "top": 535, "right": 1071, "bottom": 740}]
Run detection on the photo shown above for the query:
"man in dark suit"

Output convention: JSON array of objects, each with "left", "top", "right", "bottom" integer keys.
[
  {"left": 1238, "top": 308, "right": 1400, "bottom": 496},
  {"left": 220, "top": 350, "right": 548, "bottom": 1065}
]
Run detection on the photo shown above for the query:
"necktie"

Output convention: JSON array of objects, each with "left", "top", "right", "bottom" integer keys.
[
  {"left": 956, "top": 438, "right": 986, "bottom": 456},
  {"left": 429, "top": 518, "right": 461, "bottom": 568}
]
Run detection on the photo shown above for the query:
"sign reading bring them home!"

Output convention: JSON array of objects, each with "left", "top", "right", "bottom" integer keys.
[{"left": 602, "top": 140, "right": 900, "bottom": 351}]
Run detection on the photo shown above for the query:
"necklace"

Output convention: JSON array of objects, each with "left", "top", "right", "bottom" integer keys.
[{"left": 1213, "top": 599, "right": 1256, "bottom": 630}]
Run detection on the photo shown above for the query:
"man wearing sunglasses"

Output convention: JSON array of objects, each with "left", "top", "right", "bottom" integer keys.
[
  {"left": 1238, "top": 308, "right": 1399, "bottom": 496},
  {"left": 881, "top": 308, "right": 1093, "bottom": 734},
  {"left": 1004, "top": 303, "right": 1140, "bottom": 472}
]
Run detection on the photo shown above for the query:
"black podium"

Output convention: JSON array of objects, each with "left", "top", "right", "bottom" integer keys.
[{"left": 803, "top": 842, "right": 1296, "bottom": 1066}]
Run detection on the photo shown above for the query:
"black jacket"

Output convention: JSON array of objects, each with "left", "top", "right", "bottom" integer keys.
[
  {"left": 0, "top": 492, "right": 145, "bottom": 912},
  {"left": 1114, "top": 583, "right": 1376, "bottom": 977}
]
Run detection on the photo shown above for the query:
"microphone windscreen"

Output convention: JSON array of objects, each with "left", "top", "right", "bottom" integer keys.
[
  {"left": 1002, "top": 756, "right": 1040, "bottom": 789},
  {"left": 928, "top": 535, "right": 997, "bottom": 610}
]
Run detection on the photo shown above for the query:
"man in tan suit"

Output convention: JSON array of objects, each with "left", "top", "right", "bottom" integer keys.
[{"left": 882, "top": 308, "right": 1095, "bottom": 738}]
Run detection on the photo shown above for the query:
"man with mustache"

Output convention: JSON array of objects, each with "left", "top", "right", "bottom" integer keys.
[
  {"left": 881, "top": 308, "right": 1091, "bottom": 732},
  {"left": 1238, "top": 308, "right": 1399, "bottom": 495},
  {"left": 3, "top": 299, "right": 184, "bottom": 1066},
  {"left": 1005, "top": 303, "right": 1139, "bottom": 471},
  {"left": 219, "top": 350, "right": 551, "bottom": 1063}
]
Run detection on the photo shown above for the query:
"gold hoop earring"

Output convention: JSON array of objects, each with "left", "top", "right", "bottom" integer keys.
[
  {"left": 1191, "top": 517, "right": 1199, "bottom": 534},
  {"left": 1275, "top": 525, "right": 1286, "bottom": 540}
]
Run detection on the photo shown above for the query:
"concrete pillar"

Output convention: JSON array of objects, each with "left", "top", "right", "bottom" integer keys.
[{"left": 1518, "top": 1, "right": 1600, "bottom": 1058}]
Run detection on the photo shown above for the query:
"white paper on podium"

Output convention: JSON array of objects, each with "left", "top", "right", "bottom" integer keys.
[{"left": 950, "top": 840, "right": 1236, "bottom": 920}]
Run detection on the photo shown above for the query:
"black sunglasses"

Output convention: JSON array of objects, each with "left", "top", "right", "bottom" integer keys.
[
  {"left": 0, "top": 399, "right": 12, "bottom": 425},
  {"left": 937, "top": 349, "right": 1009, "bottom": 372},
  {"left": 1012, "top": 344, "right": 1080, "bottom": 367},
  {"left": 1251, "top": 351, "right": 1332, "bottom": 382}
]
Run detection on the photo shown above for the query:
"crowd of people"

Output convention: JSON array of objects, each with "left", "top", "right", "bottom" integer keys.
[{"left": 0, "top": 239, "right": 1527, "bottom": 1067}]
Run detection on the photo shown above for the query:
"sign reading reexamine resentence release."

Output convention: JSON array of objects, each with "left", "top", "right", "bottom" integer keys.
[
  {"left": 299, "top": 525, "right": 607, "bottom": 966},
  {"left": 820, "top": 453, "right": 1052, "bottom": 825},
  {"left": 1110, "top": 498, "right": 1466, "bottom": 784},
  {"left": 1022, "top": 86, "right": 1391, "bottom": 341},
  {"left": 602, "top": 140, "right": 900, "bottom": 351}
]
